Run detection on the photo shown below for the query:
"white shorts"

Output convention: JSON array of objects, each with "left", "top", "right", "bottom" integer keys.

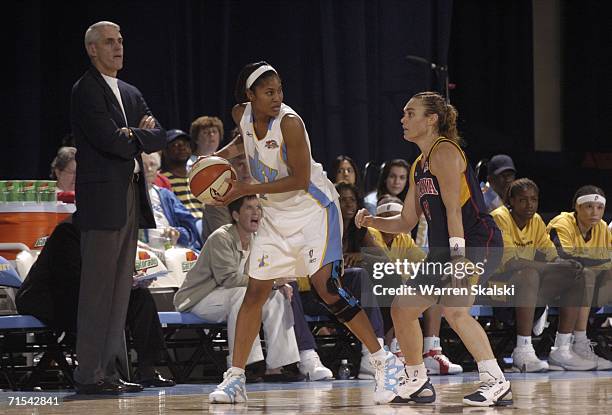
[{"left": 247, "top": 200, "right": 343, "bottom": 280}]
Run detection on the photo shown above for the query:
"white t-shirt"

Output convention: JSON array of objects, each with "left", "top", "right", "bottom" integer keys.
[{"left": 102, "top": 73, "right": 140, "bottom": 173}]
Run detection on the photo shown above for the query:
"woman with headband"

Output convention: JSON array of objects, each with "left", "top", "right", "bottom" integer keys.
[
  {"left": 208, "top": 61, "right": 404, "bottom": 405},
  {"left": 546, "top": 185, "right": 612, "bottom": 370},
  {"left": 356, "top": 91, "right": 512, "bottom": 406}
]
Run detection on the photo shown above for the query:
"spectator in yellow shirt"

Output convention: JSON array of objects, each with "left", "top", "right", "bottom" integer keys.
[
  {"left": 491, "top": 178, "right": 584, "bottom": 372},
  {"left": 546, "top": 185, "right": 612, "bottom": 371}
]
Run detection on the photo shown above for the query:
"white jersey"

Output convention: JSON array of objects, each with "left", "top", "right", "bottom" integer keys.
[{"left": 240, "top": 102, "right": 338, "bottom": 211}]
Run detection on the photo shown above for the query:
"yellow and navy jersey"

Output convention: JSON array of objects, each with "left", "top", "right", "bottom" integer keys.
[
  {"left": 411, "top": 137, "right": 502, "bottom": 261},
  {"left": 367, "top": 227, "right": 426, "bottom": 263},
  {"left": 546, "top": 212, "right": 611, "bottom": 270},
  {"left": 161, "top": 171, "right": 203, "bottom": 219},
  {"left": 491, "top": 205, "right": 556, "bottom": 270},
  {"left": 240, "top": 102, "right": 338, "bottom": 211}
]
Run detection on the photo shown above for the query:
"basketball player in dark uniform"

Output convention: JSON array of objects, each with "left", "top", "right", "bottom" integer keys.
[{"left": 356, "top": 92, "right": 512, "bottom": 407}]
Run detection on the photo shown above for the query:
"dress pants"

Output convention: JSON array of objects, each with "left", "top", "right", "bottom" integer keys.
[{"left": 74, "top": 180, "right": 139, "bottom": 384}]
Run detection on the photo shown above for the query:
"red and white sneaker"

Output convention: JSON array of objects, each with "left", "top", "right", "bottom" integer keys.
[{"left": 423, "top": 348, "right": 463, "bottom": 375}]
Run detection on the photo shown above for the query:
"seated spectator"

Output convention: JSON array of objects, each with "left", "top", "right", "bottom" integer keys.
[
  {"left": 160, "top": 129, "right": 203, "bottom": 219},
  {"left": 491, "top": 178, "right": 586, "bottom": 372},
  {"left": 141, "top": 152, "right": 202, "bottom": 251},
  {"left": 174, "top": 195, "right": 303, "bottom": 381},
  {"left": 546, "top": 185, "right": 612, "bottom": 371},
  {"left": 50, "top": 146, "right": 76, "bottom": 203},
  {"left": 363, "top": 159, "right": 409, "bottom": 215},
  {"left": 15, "top": 218, "right": 175, "bottom": 387},
  {"left": 187, "top": 116, "right": 224, "bottom": 170},
  {"left": 331, "top": 155, "right": 363, "bottom": 191},
  {"left": 481, "top": 154, "right": 516, "bottom": 212},
  {"left": 337, "top": 182, "right": 379, "bottom": 267},
  {"left": 368, "top": 196, "right": 462, "bottom": 375}
]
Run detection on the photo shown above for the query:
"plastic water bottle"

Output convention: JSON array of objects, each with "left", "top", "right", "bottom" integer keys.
[{"left": 337, "top": 359, "right": 351, "bottom": 380}]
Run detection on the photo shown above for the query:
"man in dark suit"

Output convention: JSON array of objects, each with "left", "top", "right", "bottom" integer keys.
[{"left": 70, "top": 20, "right": 166, "bottom": 394}]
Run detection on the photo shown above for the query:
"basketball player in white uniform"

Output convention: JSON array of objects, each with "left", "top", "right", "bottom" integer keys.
[{"left": 207, "top": 62, "right": 404, "bottom": 405}]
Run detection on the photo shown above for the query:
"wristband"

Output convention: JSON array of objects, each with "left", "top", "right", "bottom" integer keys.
[{"left": 449, "top": 237, "right": 466, "bottom": 258}]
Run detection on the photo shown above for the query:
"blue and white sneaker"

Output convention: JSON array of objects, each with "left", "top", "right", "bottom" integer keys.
[
  {"left": 209, "top": 368, "right": 247, "bottom": 404},
  {"left": 372, "top": 350, "right": 404, "bottom": 404}
]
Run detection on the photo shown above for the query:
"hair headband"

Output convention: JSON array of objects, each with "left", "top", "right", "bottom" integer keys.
[
  {"left": 246, "top": 65, "right": 277, "bottom": 89},
  {"left": 576, "top": 194, "right": 606, "bottom": 206},
  {"left": 376, "top": 202, "right": 403, "bottom": 215}
]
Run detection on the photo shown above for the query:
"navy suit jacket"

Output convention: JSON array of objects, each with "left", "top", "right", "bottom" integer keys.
[{"left": 71, "top": 66, "right": 167, "bottom": 230}]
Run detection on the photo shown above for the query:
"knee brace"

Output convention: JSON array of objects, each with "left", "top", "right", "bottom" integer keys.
[{"left": 312, "top": 260, "right": 362, "bottom": 323}]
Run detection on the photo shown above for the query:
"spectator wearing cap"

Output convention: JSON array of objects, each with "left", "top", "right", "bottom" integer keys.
[
  {"left": 160, "top": 129, "right": 203, "bottom": 219},
  {"left": 481, "top": 154, "right": 517, "bottom": 212}
]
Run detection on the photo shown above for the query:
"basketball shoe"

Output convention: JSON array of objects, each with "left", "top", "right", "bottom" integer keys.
[{"left": 209, "top": 367, "right": 247, "bottom": 404}]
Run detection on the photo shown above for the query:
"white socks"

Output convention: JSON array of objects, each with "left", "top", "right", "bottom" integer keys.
[
  {"left": 423, "top": 336, "right": 441, "bottom": 353},
  {"left": 554, "top": 332, "right": 572, "bottom": 348},
  {"left": 363, "top": 338, "right": 385, "bottom": 356},
  {"left": 230, "top": 367, "right": 245, "bottom": 375},
  {"left": 573, "top": 330, "right": 588, "bottom": 343},
  {"left": 516, "top": 335, "right": 531, "bottom": 347},
  {"left": 477, "top": 359, "right": 504, "bottom": 380}
]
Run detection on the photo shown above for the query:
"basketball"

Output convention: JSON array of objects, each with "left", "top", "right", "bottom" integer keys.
[{"left": 188, "top": 156, "right": 236, "bottom": 203}]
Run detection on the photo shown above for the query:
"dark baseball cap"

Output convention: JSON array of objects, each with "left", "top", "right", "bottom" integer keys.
[
  {"left": 166, "top": 129, "right": 191, "bottom": 143},
  {"left": 487, "top": 154, "right": 516, "bottom": 176}
]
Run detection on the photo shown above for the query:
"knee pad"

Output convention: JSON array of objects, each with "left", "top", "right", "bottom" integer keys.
[{"left": 312, "top": 260, "right": 362, "bottom": 323}]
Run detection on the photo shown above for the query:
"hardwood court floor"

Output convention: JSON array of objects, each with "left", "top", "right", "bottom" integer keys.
[{"left": 1, "top": 371, "right": 611, "bottom": 414}]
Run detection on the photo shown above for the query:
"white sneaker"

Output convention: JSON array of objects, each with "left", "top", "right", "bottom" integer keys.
[
  {"left": 209, "top": 368, "right": 247, "bottom": 404},
  {"left": 371, "top": 351, "right": 404, "bottom": 404},
  {"left": 462, "top": 372, "right": 512, "bottom": 407},
  {"left": 548, "top": 345, "right": 597, "bottom": 371},
  {"left": 423, "top": 348, "right": 463, "bottom": 375},
  {"left": 511, "top": 345, "right": 549, "bottom": 372},
  {"left": 394, "top": 373, "right": 436, "bottom": 404},
  {"left": 389, "top": 338, "right": 405, "bottom": 363},
  {"left": 358, "top": 354, "right": 376, "bottom": 379},
  {"left": 299, "top": 354, "right": 333, "bottom": 381},
  {"left": 572, "top": 339, "right": 612, "bottom": 371}
]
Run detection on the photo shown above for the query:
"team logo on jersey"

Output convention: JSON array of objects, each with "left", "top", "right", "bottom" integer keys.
[
  {"left": 417, "top": 178, "right": 439, "bottom": 200},
  {"left": 249, "top": 148, "right": 279, "bottom": 183},
  {"left": 423, "top": 161, "right": 430, "bottom": 173},
  {"left": 264, "top": 139, "right": 279, "bottom": 149},
  {"left": 308, "top": 249, "right": 318, "bottom": 264},
  {"left": 258, "top": 253, "right": 269, "bottom": 268}
]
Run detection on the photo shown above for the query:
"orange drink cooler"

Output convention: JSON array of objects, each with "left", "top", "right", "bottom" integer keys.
[{"left": 0, "top": 202, "right": 76, "bottom": 259}]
